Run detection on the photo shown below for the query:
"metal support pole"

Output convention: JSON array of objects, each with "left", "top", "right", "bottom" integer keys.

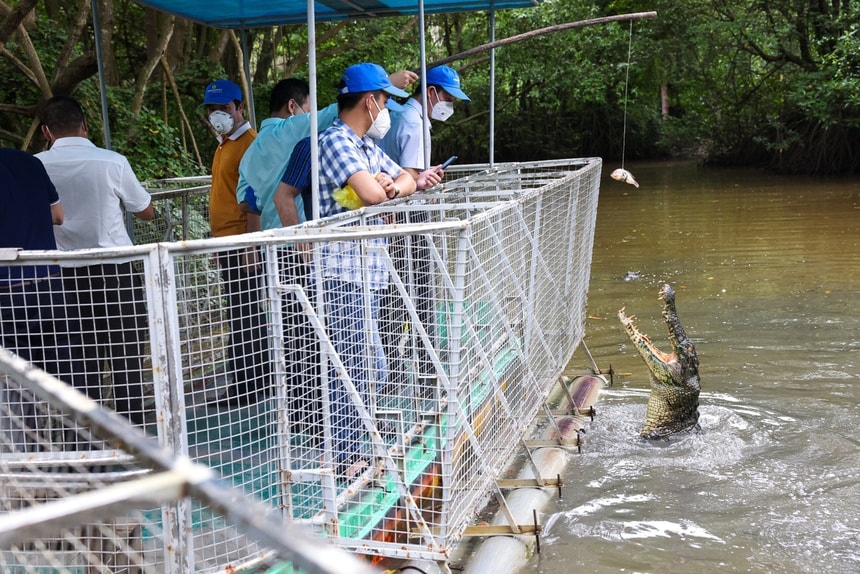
[
  {"left": 90, "top": 0, "right": 112, "bottom": 150},
  {"left": 307, "top": 0, "right": 320, "bottom": 221},
  {"left": 240, "top": 28, "right": 257, "bottom": 129},
  {"left": 489, "top": 6, "right": 496, "bottom": 166},
  {"left": 419, "top": 0, "right": 431, "bottom": 169}
]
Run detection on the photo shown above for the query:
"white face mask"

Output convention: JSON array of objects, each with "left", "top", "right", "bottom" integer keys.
[
  {"left": 431, "top": 100, "right": 455, "bottom": 122},
  {"left": 208, "top": 110, "right": 234, "bottom": 135},
  {"left": 366, "top": 98, "right": 391, "bottom": 139},
  {"left": 430, "top": 88, "right": 455, "bottom": 122}
]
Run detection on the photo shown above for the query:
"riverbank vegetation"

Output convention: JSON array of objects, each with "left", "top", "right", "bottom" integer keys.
[{"left": 1, "top": 0, "right": 857, "bottom": 177}]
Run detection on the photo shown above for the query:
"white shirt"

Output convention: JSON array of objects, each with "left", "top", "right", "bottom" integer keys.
[{"left": 37, "top": 137, "right": 151, "bottom": 251}]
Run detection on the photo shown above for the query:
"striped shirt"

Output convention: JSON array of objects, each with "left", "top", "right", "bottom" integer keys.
[{"left": 280, "top": 136, "right": 313, "bottom": 222}]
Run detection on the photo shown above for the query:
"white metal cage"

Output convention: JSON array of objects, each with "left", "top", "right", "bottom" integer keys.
[
  {"left": 0, "top": 158, "right": 601, "bottom": 570},
  {"left": 0, "top": 347, "right": 377, "bottom": 574}
]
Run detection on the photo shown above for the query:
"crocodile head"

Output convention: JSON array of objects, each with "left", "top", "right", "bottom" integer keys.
[{"left": 618, "top": 284, "right": 700, "bottom": 439}]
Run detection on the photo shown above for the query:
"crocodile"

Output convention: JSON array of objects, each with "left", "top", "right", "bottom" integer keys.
[{"left": 618, "top": 284, "right": 700, "bottom": 439}]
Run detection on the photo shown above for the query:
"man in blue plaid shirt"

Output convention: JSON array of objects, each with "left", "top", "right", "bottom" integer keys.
[{"left": 315, "top": 62, "right": 441, "bottom": 478}]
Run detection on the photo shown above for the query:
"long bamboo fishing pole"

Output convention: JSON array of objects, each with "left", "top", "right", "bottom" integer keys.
[{"left": 421, "top": 11, "right": 657, "bottom": 71}]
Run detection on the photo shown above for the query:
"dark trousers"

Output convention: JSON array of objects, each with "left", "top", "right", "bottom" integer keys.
[
  {"left": 379, "top": 210, "right": 437, "bottom": 383},
  {"left": 324, "top": 279, "right": 386, "bottom": 471},
  {"left": 61, "top": 263, "right": 149, "bottom": 424},
  {"left": 279, "top": 249, "right": 321, "bottom": 431},
  {"left": 1, "top": 273, "right": 91, "bottom": 450},
  {"left": 218, "top": 250, "right": 271, "bottom": 398}
]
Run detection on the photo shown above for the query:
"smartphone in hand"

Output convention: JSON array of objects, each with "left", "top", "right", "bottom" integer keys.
[{"left": 439, "top": 155, "right": 458, "bottom": 170}]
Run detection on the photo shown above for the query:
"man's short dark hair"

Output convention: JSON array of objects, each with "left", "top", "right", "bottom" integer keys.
[
  {"left": 414, "top": 83, "right": 444, "bottom": 97},
  {"left": 40, "top": 95, "right": 85, "bottom": 134},
  {"left": 336, "top": 84, "right": 383, "bottom": 113},
  {"left": 270, "top": 78, "right": 310, "bottom": 115}
]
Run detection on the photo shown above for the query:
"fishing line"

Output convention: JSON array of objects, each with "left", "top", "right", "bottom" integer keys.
[{"left": 621, "top": 20, "right": 633, "bottom": 170}]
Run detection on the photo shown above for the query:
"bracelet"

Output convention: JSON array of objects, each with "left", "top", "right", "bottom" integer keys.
[{"left": 392, "top": 185, "right": 401, "bottom": 197}]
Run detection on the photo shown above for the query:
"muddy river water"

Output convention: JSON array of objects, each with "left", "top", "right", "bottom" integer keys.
[{"left": 526, "top": 161, "right": 860, "bottom": 573}]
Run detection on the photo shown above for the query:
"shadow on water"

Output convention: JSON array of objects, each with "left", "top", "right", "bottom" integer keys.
[{"left": 526, "top": 161, "right": 860, "bottom": 573}]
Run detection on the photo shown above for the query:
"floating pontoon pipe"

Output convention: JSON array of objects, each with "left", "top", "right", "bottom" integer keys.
[
  {"left": 401, "top": 374, "right": 604, "bottom": 574},
  {"left": 462, "top": 375, "right": 604, "bottom": 574}
]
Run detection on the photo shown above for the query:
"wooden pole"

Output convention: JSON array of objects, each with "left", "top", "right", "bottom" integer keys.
[{"left": 422, "top": 11, "right": 658, "bottom": 71}]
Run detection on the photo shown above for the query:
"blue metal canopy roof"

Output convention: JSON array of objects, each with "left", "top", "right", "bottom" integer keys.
[{"left": 134, "top": 0, "right": 540, "bottom": 28}]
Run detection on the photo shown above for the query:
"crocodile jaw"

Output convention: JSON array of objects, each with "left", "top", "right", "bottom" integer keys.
[{"left": 618, "top": 284, "right": 701, "bottom": 439}]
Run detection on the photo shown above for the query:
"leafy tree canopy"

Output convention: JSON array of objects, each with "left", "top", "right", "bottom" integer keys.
[{"left": 1, "top": 0, "right": 857, "bottom": 175}]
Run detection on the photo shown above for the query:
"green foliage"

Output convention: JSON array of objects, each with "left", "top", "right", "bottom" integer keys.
[
  {"left": 111, "top": 105, "right": 207, "bottom": 180},
  {"left": 71, "top": 82, "right": 207, "bottom": 180},
  {"left": 3, "top": 0, "right": 859, "bottom": 173}
]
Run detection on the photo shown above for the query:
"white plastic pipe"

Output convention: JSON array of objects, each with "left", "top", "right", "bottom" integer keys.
[
  {"left": 402, "top": 375, "right": 603, "bottom": 574},
  {"left": 462, "top": 414, "right": 586, "bottom": 574}
]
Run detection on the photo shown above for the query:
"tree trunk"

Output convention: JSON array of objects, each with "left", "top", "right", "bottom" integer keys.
[
  {"left": 661, "top": 84, "right": 669, "bottom": 120},
  {"left": 0, "top": 2, "right": 52, "bottom": 99},
  {"left": 52, "top": 0, "right": 91, "bottom": 84},
  {"left": 97, "top": 0, "right": 119, "bottom": 85},
  {"left": 163, "top": 16, "right": 189, "bottom": 73},
  {"left": 131, "top": 13, "right": 175, "bottom": 117},
  {"left": 253, "top": 27, "right": 275, "bottom": 85},
  {"left": 160, "top": 56, "right": 203, "bottom": 165},
  {"left": 0, "top": 0, "right": 39, "bottom": 43},
  {"left": 211, "top": 29, "right": 230, "bottom": 68}
]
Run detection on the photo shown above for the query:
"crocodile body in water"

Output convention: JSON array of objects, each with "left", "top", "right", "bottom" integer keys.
[{"left": 618, "top": 284, "right": 700, "bottom": 439}]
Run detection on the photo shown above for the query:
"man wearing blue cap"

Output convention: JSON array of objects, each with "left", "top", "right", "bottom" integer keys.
[
  {"left": 238, "top": 71, "right": 417, "bottom": 233},
  {"left": 379, "top": 65, "right": 471, "bottom": 389},
  {"left": 316, "top": 63, "right": 441, "bottom": 478},
  {"left": 382, "top": 65, "right": 470, "bottom": 178},
  {"left": 202, "top": 79, "right": 269, "bottom": 406}
]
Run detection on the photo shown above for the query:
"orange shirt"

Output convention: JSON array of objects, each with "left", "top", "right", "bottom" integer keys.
[{"left": 209, "top": 124, "right": 256, "bottom": 237}]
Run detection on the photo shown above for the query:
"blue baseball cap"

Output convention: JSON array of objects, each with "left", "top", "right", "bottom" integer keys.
[
  {"left": 338, "top": 63, "right": 409, "bottom": 98},
  {"left": 426, "top": 66, "right": 470, "bottom": 102},
  {"left": 203, "top": 79, "right": 243, "bottom": 105}
]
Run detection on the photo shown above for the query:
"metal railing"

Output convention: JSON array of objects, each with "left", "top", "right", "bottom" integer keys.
[
  {"left": 0, "top": 347, "right": 376, "bottom": 574},
  {"left": 0, "top": 158, "right": 602, "bottom": 570}
]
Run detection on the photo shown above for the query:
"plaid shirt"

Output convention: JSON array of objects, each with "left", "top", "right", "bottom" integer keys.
[{"left": 318, "top": 118, "right": 402, "bottom": 290}]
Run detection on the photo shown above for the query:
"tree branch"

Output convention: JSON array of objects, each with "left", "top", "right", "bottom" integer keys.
[
  {"left": 284, "top": 21, "right": 349, "bottom": 77},
  {"left": 20, "top": 114, "right": 40, "bottom": 151},
  {"left": 0, "top": 0, "right": 38, "bottom": 45},
  {"left": 53, "top": 0, "right": 92, "bottom": 84},
  {"left": 0, "top": 102, "right": 33, "bottom": 114},
  {"left": 131, "top": 14, "right": 175, "bottom": 117},
  {"left": 18, "top": 21, "right": 53, "bottom": 97},
  {"left": 52, "top": 53, "right": 98, "bottom": 95},
  {"left": 228, "top": 30, "right": 250, "bottom": 103},
  {"left": 0, "top": 44, "right": 38, "bottom": 86},
  {"left": 160, "top": 55, "right": 203, "bottom": 166}
]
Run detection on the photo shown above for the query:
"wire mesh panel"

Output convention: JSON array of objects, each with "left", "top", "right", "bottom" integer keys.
[
  {"left": 0, "top": 347, "right": 376, "bottom": 574},
  {"left": 0, "top": 373, "right": 167, "bottom": 573},
  {"left": 0, "top": 250, "right": 158, "bottom": 439},
  {"left": 0, "top": 158, "right": 601, "bottom": 568},
  {"left": 137, "top": 177, "right": 212, "bottom": 244}
]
